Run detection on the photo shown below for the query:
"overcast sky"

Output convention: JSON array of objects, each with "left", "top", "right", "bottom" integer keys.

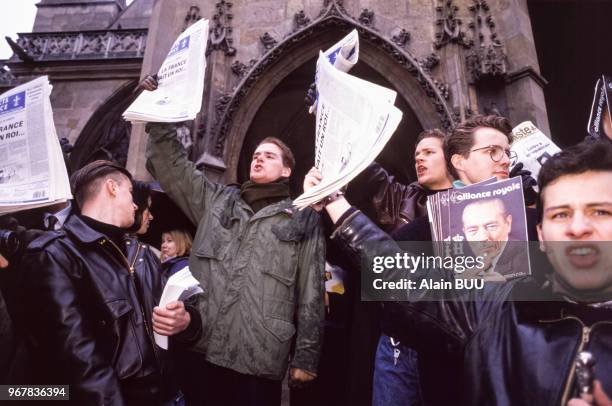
[{"left": 0, "top": 0, "right": 135, "bottom": 60}]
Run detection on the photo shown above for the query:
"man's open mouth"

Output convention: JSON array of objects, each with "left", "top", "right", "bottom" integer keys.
[{"left": 565, "top": 244, "right": 600, "bottom": 269}]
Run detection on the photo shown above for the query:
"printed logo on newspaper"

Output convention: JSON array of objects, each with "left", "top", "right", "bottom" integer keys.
[
  {"left": 0, "top": 91, "right": 26, "bottom": 116},
  {"left": 167, "top": 37, "right": 191, "bottom": 57}
]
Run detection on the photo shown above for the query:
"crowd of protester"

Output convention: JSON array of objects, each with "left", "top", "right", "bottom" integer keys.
[{"left": 0, "top": 74, "right": 612, "bottom": 406}]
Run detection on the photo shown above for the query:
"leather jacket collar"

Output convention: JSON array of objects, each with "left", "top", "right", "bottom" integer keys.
[{"left": 63, "top": 215, "right": 108, "bottom": 244}]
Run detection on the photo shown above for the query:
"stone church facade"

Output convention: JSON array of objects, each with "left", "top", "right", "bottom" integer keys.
[{"left": 1, "top": 0, "right": 551, "bottom": 191}]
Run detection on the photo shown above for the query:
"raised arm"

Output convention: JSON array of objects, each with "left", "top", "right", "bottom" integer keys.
[
  {"left": 145, "top": 123, "right": 231, "bottom": 224},
  {"left": 347, "top": 162, "right": 425, "bottom": 232}
]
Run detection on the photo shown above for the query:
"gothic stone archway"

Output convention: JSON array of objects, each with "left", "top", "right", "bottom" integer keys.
[{"left": 209, "top": 0, "right": 454, "bottom": 185}]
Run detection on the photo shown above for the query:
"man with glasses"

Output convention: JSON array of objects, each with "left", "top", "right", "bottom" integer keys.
[{"left": 446, "top": 115, "right": 516, "bottom": 186}]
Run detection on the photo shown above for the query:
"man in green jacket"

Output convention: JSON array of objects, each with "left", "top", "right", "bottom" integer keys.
[{"left": 146, "top": 122, "right": 325, "bottom": 406}]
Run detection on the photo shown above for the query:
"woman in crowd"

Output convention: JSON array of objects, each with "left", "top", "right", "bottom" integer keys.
[{"left": 160, "top": 229, "right": 193, "bottom": 277}]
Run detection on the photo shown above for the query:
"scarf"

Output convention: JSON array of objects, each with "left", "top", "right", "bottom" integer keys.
[{"left": 240, "top": 178, "right": 290, "bottom": 213}]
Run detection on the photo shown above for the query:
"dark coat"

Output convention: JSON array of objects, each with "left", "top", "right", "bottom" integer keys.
[
  {"left": 161, "top": 255, "right": 189, "bottom": 278},
  {"left": 348, "top": 162, "right": 434, "bottom": 234},
  {"left": 332, "top": 210, "right": 612, "bottom": 406},
  {"left": 21, "top": 216, "right": 168, "bottom": 406}
]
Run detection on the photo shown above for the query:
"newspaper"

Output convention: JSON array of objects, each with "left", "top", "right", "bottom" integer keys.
[
  {"left": 293, "top": 51, "right": 403, "bottom": 209},
  {"left": 427, "top": 177, "right": 530, "bottom": 280},
  {"left": 587, "top": 75, "right": 612, "bottom": 139},
  {"left": 511, "top": 121, "right": 561, "bottom": 186},
  {"left": 123, "top": 19, "right": 209, "bottom": 123},
  {"left": 154, "top": 266, "right": 203, "bottom": 350},
  {"left": 308, "top": 29, "right": 359, "bottom": 114},
  {"left": 0, "top": 76, "right": 72, "bottom": 215}
]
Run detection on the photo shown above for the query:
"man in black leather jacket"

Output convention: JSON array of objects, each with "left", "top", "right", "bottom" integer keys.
[
  {"left": 21, "top": 161, "right": 195, "bottom": 405},
  {"left": 305, "top": 140, "right": 612, "bottom": 405}
]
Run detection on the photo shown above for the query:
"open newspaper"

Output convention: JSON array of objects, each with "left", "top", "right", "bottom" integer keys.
[
  {"left": 154, "top": 266, "right": 203, "bottom": 350},
  {"left": 308, "top": 29, "right": 359, "bottom": 114},
  {"left": 0, "top": 76, "right": 72, "bottom": 215},
  {"left": 123, "top": 19, "right": 209, "bottom": 123},
  {"left": 511, "top": 121, "right": 561, "bottom": 186},
  {"left": 426, "top": 177, "right": 530, "bottom": 280},
  {"left": 293, "top": 51, "right": 403, "bottom": 209}
]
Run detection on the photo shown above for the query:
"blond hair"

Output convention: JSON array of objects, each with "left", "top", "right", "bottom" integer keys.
[{"left": 161, "top": 229, "right": 193, "bottom": 261}]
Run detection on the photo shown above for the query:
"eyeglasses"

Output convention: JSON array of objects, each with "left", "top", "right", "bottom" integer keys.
[{"left": 470, "top": 145, "right": 517, "bottom": 163}]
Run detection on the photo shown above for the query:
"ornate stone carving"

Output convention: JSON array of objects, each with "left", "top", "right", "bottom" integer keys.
[
  {"left": 0, "top": 67, "right": 16, "bottom": 87},
  {"left": 419, "top": 53, "right": 440, "bottom": 71},
  {"left": 260, "top": 32, "right": 278, "bottom": 51},
  {"left": 109, "top": 31, "right": 146, "bottom": 55},
  {"left": 294, "top": 10, "right": 311, "bottom": 31},
  {"left": 208, "top": 0, "right": 236, "bottom": 57},
  {"left": 434, "top": 0, "right": 471, "bottom": 49},
  {"left": 46, "top": 34, "right": 78, "bottom": 57},
  {"left": 359, "top": 9, "right": 375, "bottom": 27},
  {"left": 391, "top": 29, "right": 411, "bottom": 47},
  {"left": 433, "top": 79, "right": 450, "bottom": 100},
  {"left": 465, "top": 0, "right": 506, "bottom": 82},
  {"left": 209, "top": 0, "right": 455, "bottom": 157},
  {"left": 10, "top": 29, "right": 147, "bottom": 61},
  {"left": 231, "top": 61, "right": 248, "bottom": 77},
  {"left": 79, "top": 33, "right": 109, "bottom": 57},
  {"left": 483, "top": 101, "right": 502, "bottom": 117},
  {"left": 230, "top": 59, "right": 257, "bottom": 78},
  {"left": 184, "top": 5, "right": 202, "bottom": 31}
]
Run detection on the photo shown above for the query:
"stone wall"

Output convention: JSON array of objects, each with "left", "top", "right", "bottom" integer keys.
[
  {"left": 50, "top": 79, "right": 132, "bottom": 143},
  {"left": 33, "top": 0, "right": 127, "bottom": 32}
]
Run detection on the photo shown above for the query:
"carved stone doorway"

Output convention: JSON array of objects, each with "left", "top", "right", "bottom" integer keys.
[{"left": 236, "top": 55, "right": 424, "bottom": 197}]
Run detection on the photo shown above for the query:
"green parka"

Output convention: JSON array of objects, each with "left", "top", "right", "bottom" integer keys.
[{"left": 145, "top": 123, "right": 325, "bottom": 380}]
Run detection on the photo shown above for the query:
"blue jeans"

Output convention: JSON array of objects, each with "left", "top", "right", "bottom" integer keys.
[{"left": 372, "top": 334, "right": 423, "bottom": 406}]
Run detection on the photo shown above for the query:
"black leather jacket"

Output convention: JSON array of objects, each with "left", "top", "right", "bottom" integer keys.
[
  {"left": 348, "top": 162, "right": 434, "bottom": 234},
  {"left": 22, "top": 216, "right": 168, "bottom": 405},
  {"left": 332, "top": 210, "right": 612, "bottom": 405}
]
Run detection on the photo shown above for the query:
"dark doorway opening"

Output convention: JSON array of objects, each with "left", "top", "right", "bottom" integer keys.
[
  {"left": 528, "top": 0, "right": 612, "bottom": 147},
  {"left": 236, "top": 55, "right": 424, "bottom": 197}
]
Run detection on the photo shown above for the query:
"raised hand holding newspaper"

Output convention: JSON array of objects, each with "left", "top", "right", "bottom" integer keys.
[
  {"left": 154, "top": 267, "right": 203, "bottom": 350},
  {"left": 511, "top": 121, "right": 561, "bottom": 185},
  {"left": 0, "top": 76, "right": 72, "bottom": 214},
  {"left": 293, "top": 50, "right": 403, "bottom": 209},
  {"left": 123, "top": 19, "right": 209, "bottom": 123},
  {"left": 308, "top": 29, "right": 359, "bottom": 114}
]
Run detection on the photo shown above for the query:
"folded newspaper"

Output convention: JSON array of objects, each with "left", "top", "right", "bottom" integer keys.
[
  {"left": 0, "top": 76, "right": 72, "bottom": 215},
  {"left": 154, "top": 266, "right": 203, "bottom": 350},
  {"left": 587, "top": 74, "right": 612, "bottom": 139},
  {"left": 308, "top": 29, "right": 359, "bottom": 114},
  {"left": 426, "top": 177, "right": 530, "bottom": 280},
  {"left": 123, "top": 19, "right": 209, "bottom": 123},
  {"left": 293, "top": 50, "right": 403, "bottom": 209},
  {"left": 511, "top": 121, "right": 561, "bottom": 186}
]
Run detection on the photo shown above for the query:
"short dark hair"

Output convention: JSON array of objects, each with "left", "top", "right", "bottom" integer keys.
[
  {"left": 537, "top": 140, "right": 612, "bottom": 221},
  {"left": 445, "top": 115, "right": 513, "bottom": 179},
  {"left": 258, "top": 137, "right": 296, "bottom": 172},
  {"left": 128, "top": 181, "right": 152, "bottom": 233},
  {"left": 415, "top": 128, "right": 446, "bottom": 145},
  {"left": 70, "top": 160, "right": 132, "bottom": 208}
]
